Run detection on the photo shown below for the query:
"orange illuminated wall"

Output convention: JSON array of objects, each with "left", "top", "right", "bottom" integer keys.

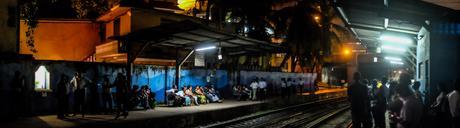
[{"left": 19, "top": 20, "right": 100, "bottom": 61}]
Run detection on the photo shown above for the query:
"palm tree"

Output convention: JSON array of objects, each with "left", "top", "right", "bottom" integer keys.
[{"left": 205, "top": 0, "right": 355, "bottom": 73}]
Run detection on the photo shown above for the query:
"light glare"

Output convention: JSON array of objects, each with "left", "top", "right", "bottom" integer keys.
[
  {"left": 384, "top": 56, "right": 402, "bottom": 61},
  {"left": 379, "top": 35, "right": 413, "bottom": 45},
  {"left": 390, "top": 61, "right": 404, "bottom": 65},
  {"left": 196, "top": 46, "right": 216, "bottom": 51},
  {"left": 382, "top": 45, "right": 406, "bottom": 52}
]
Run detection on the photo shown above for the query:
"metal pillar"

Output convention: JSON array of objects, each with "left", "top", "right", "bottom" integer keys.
[
  {"left": 164, "top": 66, "right": 168, "bottom": 103},
  {"left": 175, "top": 50, "right": 195, "bottom": 88},
  {"left": 127, "top": 40, "right": 133, "bottom": 88}
]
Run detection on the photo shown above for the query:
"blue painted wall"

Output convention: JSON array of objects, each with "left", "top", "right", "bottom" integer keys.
[{"left": 131, "top": 66, "right": 228, "bottom": 103}]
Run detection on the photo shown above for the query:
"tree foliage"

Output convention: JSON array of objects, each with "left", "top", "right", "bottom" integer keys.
[{"left": 204, "top": 0, "right": 354, "bottom": 71}]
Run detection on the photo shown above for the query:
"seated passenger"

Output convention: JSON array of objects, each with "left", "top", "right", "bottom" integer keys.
[
  {"left": 204, "top": 86, "right": 222, "bottom": 103},
  {"left": 140, "top": 85, "right": 150, "bottom": 110},
  {"left": 166, "top": 86, "right": 180, "bottom": 106},
  {"left": 130, "top": 85, "right": 141, "bottom": 109},
  {"left": 185, "top": 86, "right": 199, "bottom": 106},
  {"left": 233, "top": 85, "right": 241, "bottom": 99},
  {"left": 239, "top": 85, "right": 251, "bottom": 101},
  {"left": 177, "top": 87, "right": 191, "bottom": 106},
  {"left": 195, "top": 86, "right": 207, "bottom": 104}
]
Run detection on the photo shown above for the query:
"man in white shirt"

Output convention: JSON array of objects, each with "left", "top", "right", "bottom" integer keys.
[
  {"left": 69, "top": 72, "right": 92, "bottom": 118},
  {"left": 258, "top": 78, "right": 267, "bottom": 100},
  {"left": 250, "top": 79, "right": 259, "bottom": 100},
  {"left": 391, "top": 73, "right": 423, "bottom": 128},
  {"left": 298, "top": 78, "right": 304, "bottom": 94},
  {"left": 448, "top": 80, "right": 460, "bottom": 128}
]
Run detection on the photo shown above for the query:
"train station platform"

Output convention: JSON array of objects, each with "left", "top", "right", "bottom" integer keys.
[{"left": 4, "top": 89, "right": 347, "bottom": 128}]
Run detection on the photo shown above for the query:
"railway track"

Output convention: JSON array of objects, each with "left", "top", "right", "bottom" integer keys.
[{"left": 200, "top": 96, "right": 349, "bottom": 128}]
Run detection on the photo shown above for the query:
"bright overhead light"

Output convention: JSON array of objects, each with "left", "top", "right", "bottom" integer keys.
[
  {"left": 314, "top": 16, "right": 320, "bottom": 20},
  {"left": 379, "top": 35, "right": 413, "bottom": 45},
  {"left": 376, "top": 47, "right": 381, "bottom": 53},
  {"left": 373, "top": 57, "right": 378, "bottom": 62},
  {"left": 384, "top": 56, "right": 402, "bottom": 61},
  {"left": 196, "top": 46, "right": 216, "bottom": 51},
  {"left": 218, "top": 54, "right": 223, "bottom": 60},
  {"left": 381, "top": 45, "right": 406, "bottom": 52},
  {"left": 390, "top": 61, "right": 404, "bottom": 65}
]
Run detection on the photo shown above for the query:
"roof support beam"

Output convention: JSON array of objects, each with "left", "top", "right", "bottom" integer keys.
[
  {"left": 171, "top": 35, "right": 202, "bottom": 42},
  {"left": 349, "top": 23, "right": 419, "bottom": 35},
  {"left": 384, "top": 18, "right": 389, "bottom": 29},
  {"left": 336, "top": 0, "right": 429, "bottom": 26}
]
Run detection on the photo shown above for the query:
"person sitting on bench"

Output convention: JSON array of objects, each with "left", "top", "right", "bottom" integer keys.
[
  {"left": 195, "top": 86, "right": 207, "bottom": 104},
  {"left": 185, "top": 86, "right": 199, "bottom": 106}
]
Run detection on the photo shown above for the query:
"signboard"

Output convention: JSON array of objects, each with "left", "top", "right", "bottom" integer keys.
[{"left": 195, "top": 52, "right": 205, "bottom": 67}]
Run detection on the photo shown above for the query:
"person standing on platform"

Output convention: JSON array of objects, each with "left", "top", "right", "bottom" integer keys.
[
  {"left": 448, "top": 79, "right": 460, "bottom": 128},
  {"left": 114, "top": 73, "right": 129, "bottom": 119},
  {"left": 298, "top": 78, "right": 304, "bottom": 94},
  {"left": 70, "top": 72, "right": 89, "bottom": 118},
  {"left": 89, "top": 77, "right": 99, "bottom": 114},
  {"left": 11, "top": 71, "right": 26, "bottom": 118},
  {"left": 388, "top": 81, "right": 402, "bottom": 128},
  {"left": 250, "top": 79, "right": 259, "bottom": 100},
  {"left": 390, "top": 73, "right": 423, "bottom": 128},
  {"left": 258, "top": 78, "right": 267, "bottom": 100},
  {"left": 428, "top": 82, "right": 451, "bottom": 128},
  {"left": 381, "top": 77, "right": 390, "bottom": 103},
  {"left": 101, "top": 76, "right": 113, "bottom": 114},
  {"left": 370, "top": 79, "right": 387, "bottom": 128},
  {"left": 56, "top": 74, "right": 70, "bottom": 119},
  {"left": 412, "top": 81, "right": 423, "bottom": 103},
  {"left": 281, "top": 78, "right": 287, "bottom": 98},
  {"left": 348, "top": 72, "right": 371, "bottom": 128},
  {"left": 291, "top": 78, "right": 297, "bottom": 95},
  {"left": 287, "top": 78, "right": 293, "bottom": 98}
]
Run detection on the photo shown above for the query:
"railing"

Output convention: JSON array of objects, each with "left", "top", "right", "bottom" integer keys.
[{"left": 82, "top": 52, "right": 96, "bottom": 62}]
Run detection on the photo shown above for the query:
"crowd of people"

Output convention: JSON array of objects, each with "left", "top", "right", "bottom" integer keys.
[
  {"left": 232, "top": 77, "right": 318, "bottom": 101},
  {"left": 348, "top": 72, "right": 460, "bottom": 128},
  {"left": 55, "top": 72, "right": 156, "bottom": 120},
  {"left": 166, "top": 85, "right": 222, "bottom": 106},
  {"left": 9, "top": 70, "right": 320, "bottom": 120}
]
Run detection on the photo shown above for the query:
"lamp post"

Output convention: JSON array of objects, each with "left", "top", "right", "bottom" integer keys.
[{"left": 174, "top": 46, "right": 216, "bottom": 87}]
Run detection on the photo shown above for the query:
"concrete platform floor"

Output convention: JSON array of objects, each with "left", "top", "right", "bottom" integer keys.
[
  {"left": 4, "top": 88, "right": 347, "bottom": 128},
  {"left": 4, "top": 100, "right": 264, "bottom": 128}
]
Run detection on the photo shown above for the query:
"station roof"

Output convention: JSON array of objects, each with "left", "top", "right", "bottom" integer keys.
[
  {"left": 114, "top": 20, "right": 284, "bottom": 59},
  {"left": 334, "top": 0, "right": 459, "bottom": 49}
]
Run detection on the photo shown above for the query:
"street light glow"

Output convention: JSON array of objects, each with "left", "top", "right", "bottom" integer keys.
[
  {"left": 381, "top": 45, "right": 406, "bottom": 52},
  {"left": 384, "top": 56, "right": 402, "bottom": 61},
  {"left": 390, "top": 61, "right": 404, "bottom": 65},
  {"left": 196, "top": 46, "right": 216, "bottom": 51},
  {"left": 344, "top": 49, "right": 351, "bottom": 55},
  {"left": 379, "top": 35, "right": 413, "bottom": 45}
]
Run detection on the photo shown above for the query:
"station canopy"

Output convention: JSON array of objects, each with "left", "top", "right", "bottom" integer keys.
[
  {"left": 333, "top": 0, "right": 460, "bottom": 68},
  {"left": 334, "top": 0, "right": 457, "bottom": 50},
  {"left": 113, "top": 20, "right": 284, "bottom": 62}
]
